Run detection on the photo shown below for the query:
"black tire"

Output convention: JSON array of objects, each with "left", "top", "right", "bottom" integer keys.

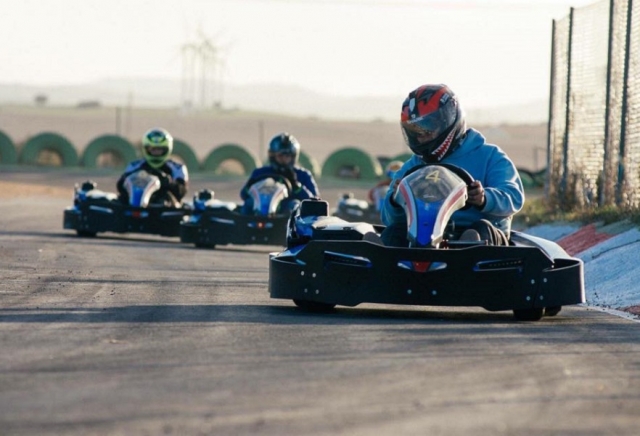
[
  {"left": 76, "top": 230, "right": 97, "bottom": 237},
  {"left": 195, "top": 242, "right": 216, "bottom": 249},
  {"left": 545, "top": 306, "right": 562, "bottom": 317},
  {"left": 513, "top": 308, "right": 544, "bottom": 321},
  {"left": 293, "top": 299, "right": 336, "bottom": 313}
]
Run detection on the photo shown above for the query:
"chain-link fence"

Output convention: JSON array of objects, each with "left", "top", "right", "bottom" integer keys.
[{"left": 548, "top": 0, "right": 640, "bottom": 210}]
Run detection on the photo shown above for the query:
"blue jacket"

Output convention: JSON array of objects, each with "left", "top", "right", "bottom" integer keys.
[
  {"left": 240, "top": 165, "right": 320, "bottom": 201},
  {"left": 381, "top": 128, "right": 525, "bottom": 235}
]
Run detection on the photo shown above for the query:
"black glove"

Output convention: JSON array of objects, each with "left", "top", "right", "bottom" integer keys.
[
  {"left": 280, "top": 167, "right": 298, "bottom": 187},
  {"left": 158, "top": 173, "right": 172, "bottom": 190}
]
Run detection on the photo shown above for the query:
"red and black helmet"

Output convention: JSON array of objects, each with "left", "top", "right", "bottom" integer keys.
[{"left": 400, "top": 84, "right": 466, "bottom": 162}]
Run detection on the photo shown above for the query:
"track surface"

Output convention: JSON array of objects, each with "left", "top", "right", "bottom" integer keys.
[{"left": 1, "top": 169, "right": 640, "bottom": 435}]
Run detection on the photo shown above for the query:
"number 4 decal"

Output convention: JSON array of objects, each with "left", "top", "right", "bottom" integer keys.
[{"left": 425, "top": 170, "right": 440, "bottom": 182}]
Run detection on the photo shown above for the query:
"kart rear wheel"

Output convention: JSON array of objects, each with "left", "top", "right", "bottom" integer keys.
[
  {"left": 544, "top": 306, "right": 562, "bottom": 317},
  {"left": 513, "top": 308, "right": 544, "bottom": 321},
  {"left": 76, "top": 230, "right": 97, "bottom": 237},
  {"left": 293, "top": 299, "right": 336, "bottom": 313}
]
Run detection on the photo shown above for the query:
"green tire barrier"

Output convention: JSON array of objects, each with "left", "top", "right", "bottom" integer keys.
[
  {"left": 20, "top": 132, "right": 78, "bottom": 167},
  {"left": 202, "top": 143, "right": 261, "bottom": 175},
  {"left": 0, "top": 130, "right": 18, "bottom": 164},
  {"left": 81, "top": 135, "right": 137, "bottom": 168},
  {"left": 533, "top": 168, "right": 547, "bottom": 187},
  {"left": 321, "top": 146, "right": 382, "bottom": 180},
  {"left": 517, "top": 168, "right": 546, "bottom": 189},
  {"left": 173, "top": 139, "right": 200, "bottom": 173},
  {"left": 298, "top": 151, "right": 321, "bottom": 177}
]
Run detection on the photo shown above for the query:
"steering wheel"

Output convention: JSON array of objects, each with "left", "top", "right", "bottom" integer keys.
[{"left": 400, "top": 162, "right": 475, "bottom": 210}]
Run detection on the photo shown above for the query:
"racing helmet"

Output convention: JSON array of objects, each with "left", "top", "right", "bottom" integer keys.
[
  {"left": 400, "top": 84, "right": 467, "bottom": 162},
  {"left": 268, "top": 132, "right": 300, "bottom": 171},
  {"left": 141, "top": 128, "right": 173, "bottom": 168},
  {"left": 384, "top": 160, "right": 403, "bottom": 179}
]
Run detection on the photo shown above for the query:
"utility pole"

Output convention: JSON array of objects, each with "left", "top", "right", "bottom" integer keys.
[{"left": 180, "top": 28, "right": 228, "bottom": 111}]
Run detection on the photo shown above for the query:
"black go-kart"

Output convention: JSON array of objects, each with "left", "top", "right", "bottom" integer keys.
[
  {"left": 180, "top": 173, "right": 292, "bottom": 248},
  {"left": 269, "top": 163, "right": 585, "bottom": 321},
  {"left": 63, "top": 170, "right": 191, "bottom": 238}
]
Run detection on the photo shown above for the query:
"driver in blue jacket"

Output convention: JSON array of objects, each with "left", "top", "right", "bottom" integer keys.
[
  {"left": 117, "top": 128, "right": 189, "bottom": 205},
  {"left": 380, "top": 84, "right": 525, "bottom": 246},
  {"left": 240, "top": 132, "right": 319, "bottom": 214}
]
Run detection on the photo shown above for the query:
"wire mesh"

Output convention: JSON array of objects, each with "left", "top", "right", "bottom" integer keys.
[{"left": 549, "top": 0, "right": 640, "bottom": 209}]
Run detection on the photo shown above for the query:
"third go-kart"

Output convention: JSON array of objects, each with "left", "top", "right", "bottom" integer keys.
[
  {"left": 180, "top": 173, "right": 292, "bottom": 248},
  {"left": 269, "top": 163, "right": 585, "bottom": 321},
  {"left": 332, "top": 184, "right": 387, "bottom": 225},
  {"left": 63, "top": 170, "right": 191, "bottom": 238}
]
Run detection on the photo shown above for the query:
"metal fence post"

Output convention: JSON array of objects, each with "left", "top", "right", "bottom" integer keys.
[
  {"left": 601, "top": 0, "right": 616, "bottom": 207},
  {"left": 561, "top": 7, "right": 575, "bottom": 207},
  {"left": 616, "top": 0, "right": 634, "bottom": 205}
]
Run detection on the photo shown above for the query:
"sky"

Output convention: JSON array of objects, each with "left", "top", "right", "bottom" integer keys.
[{"left": 0, "top": 0, "right": 599, "bottom": 110}]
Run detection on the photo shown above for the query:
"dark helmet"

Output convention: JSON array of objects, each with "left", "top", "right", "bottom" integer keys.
[
  {"left": 400, "top": 84, "right": 466, "bottom": 162},
  {"left": 268, "top": 132, "right": 300, "bottom": 170}
]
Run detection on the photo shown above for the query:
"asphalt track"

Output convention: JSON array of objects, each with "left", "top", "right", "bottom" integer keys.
[{"left": 1, "top": 169, "right": 640, "bottom": 435}]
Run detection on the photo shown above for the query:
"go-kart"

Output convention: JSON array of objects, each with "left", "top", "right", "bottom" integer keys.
[
  {"left": 269, "top": 163, "right": 585, "bottom": 321},
  {"left": 332, "top": 184, "right": 387, "bottom": 225},
  {"left": 179, "top": 173, "right": 292, "bottom": 248},
  {"left": 63, "top": 170, "right": 191, "bottom": 238}
]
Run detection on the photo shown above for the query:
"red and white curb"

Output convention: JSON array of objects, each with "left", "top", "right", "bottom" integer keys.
[{"left": 529, "top": 221, "right": 640, "bottom": 321}]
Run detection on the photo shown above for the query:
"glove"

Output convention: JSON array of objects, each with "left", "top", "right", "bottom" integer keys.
[
  {"left": 158, "top": 173, "right": 172, "bottom": 190},
  {"left": 280, "top": 167, "right": 299, "bottom": 188},
  {"left": 389, "top": 179, "right": 402, "bottom": 208}
]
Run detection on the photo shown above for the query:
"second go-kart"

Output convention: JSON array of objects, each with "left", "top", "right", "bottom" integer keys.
[
  {"left": 180, "top": 173, "right": 292, "bottom": 248},
  {"left": 63, "top": 170, "right": 191, "bottom": 238},
  {"left": 269, "top": 164, "right": 585, "bottom": 321}
]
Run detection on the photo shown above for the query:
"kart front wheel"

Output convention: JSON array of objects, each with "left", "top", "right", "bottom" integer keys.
[
  {"left": 76, "top": 230, "right": 97, "bottom": 237},
  {"left": 195, "top": 242, "right": 216, "bottom": 249},
  {"left": 513, "top": 308, "right": 544, "bottom": 321},
  {"left": 545, "top": 306, "right": 562, "bottom": 317},
  {"left": 293, "top": 299, "right": 336, "bottom": 313}
]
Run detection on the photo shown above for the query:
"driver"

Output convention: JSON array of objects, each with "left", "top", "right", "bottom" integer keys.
[
  {"left": 117, "top": 128, "right": 189, "bottom": 205},
  {"left": 368, "top": 160, "right": 403, "bottom": 203},
  {"left": 380, "top": 84, "right": 524, "bottom": 246},
  {"left": 240, "top": 132, "right": 319, "bottom": 213}
]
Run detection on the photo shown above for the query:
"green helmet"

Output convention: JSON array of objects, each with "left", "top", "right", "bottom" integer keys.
[{"left": 141, "top": 128, "right": 173, "bottom": 168}]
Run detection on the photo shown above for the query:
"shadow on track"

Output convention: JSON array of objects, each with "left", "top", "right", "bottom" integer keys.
[{"left": 0, "top": 303, "right": 577, "bottom": 326}]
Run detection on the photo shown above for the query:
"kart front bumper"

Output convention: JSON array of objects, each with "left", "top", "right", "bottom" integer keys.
[
  {"left": 269, "top": 240, "right": 585, "bottom": 312},
  {"left": 63, "top": 203, "right": 189, "bottom": 237},
  {"left": 180, "top": 211, "right": 289, "bottom": 247}
]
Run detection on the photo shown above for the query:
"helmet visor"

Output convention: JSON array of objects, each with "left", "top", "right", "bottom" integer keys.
[
  {"left": 402, "top": 103, "right": 456, "bottom": 144},
  {"left": 145, "top": 145, "right": 169, "bottom": 157},
  {"left": 274, "top": 152, "right": 294, "bottom": 166}
]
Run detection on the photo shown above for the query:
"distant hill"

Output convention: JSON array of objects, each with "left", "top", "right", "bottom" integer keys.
[{"left": 0, "top": 78, "right": 547, "bottom": 125}]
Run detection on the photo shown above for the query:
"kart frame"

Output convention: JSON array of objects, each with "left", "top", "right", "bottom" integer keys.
[
  {"left": 269, "top": 197, "right": 585, "bottom": 321},
  {"left": 180, "top": 208, "right": 289, "bottom": 248},
  {"left": 64, "top": 198, "right": 189, "bottom": 237}
]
